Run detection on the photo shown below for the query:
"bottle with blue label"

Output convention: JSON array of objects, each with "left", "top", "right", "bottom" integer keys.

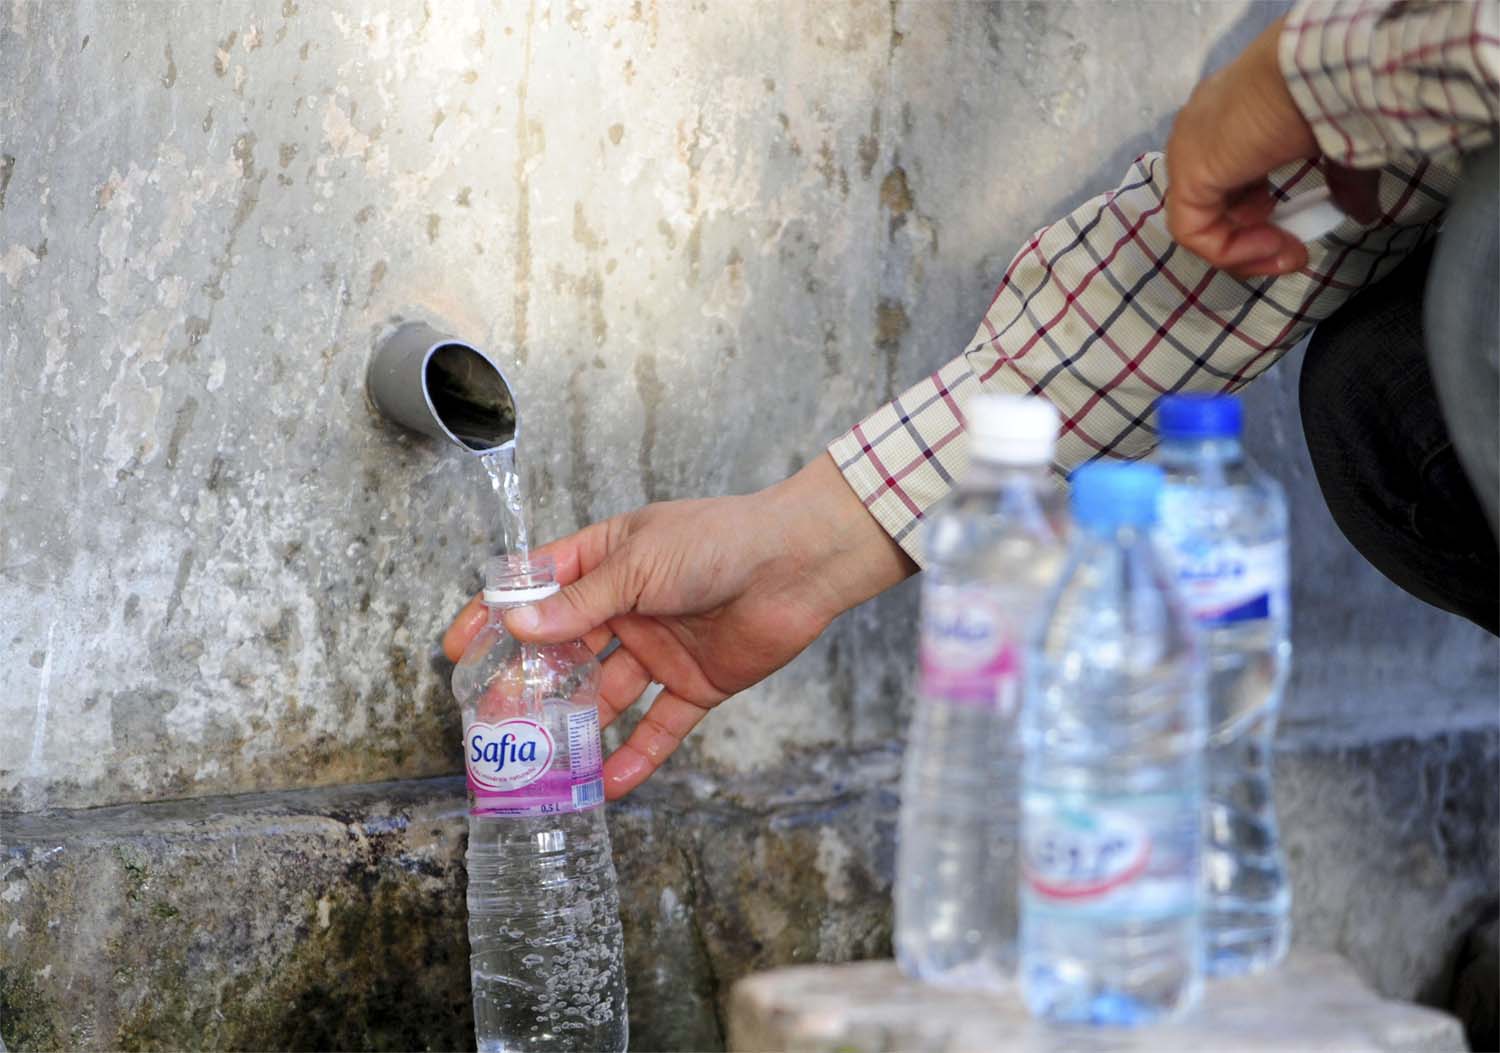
[
  {"left": 1154, "top": 394, "right": 1292, "bottom": 976},
  {"left": 1021, "top": 462, "right": 1206, "bottom": 1027},
  {"left": 895, "top": 394, "right": 1066, "bottom": 989},
  {"left": 452, "top": 556, "right": 627, "bottom": 1053}
]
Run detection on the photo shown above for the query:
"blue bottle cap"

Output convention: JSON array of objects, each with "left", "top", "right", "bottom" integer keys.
[
  {"left": 1070, "top": 461, "right": 1163, "bottom": 530},
  {"left": 1155, "top": 394, "right": 1243, "bottom": 440}
]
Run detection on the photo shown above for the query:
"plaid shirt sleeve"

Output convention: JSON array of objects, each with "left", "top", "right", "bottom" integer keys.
[
  {"left": 1282, "top": 0, "right": 1500, "bottom": 169},
  {"left": 827, "top": 152, "right": 1456, "bottom": 564}
]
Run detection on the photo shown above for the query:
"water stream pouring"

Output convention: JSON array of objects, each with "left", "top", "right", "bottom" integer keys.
[{"left": 367, "top": 321, "right": 519, "bottom": 453}]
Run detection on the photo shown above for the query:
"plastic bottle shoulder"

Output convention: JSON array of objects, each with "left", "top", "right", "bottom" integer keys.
[
  {"left": 1026, "top": 533, "right": 1205, "bottom": 765},
  {"left": 1032, "top": 534, "right": 1197, "bottom": 687},
  {"left": 1159, "top": 448, "right": 1283, "bottom": 496},
  {"left": 452, "top": 622, "right": 601, "bottom": 711},
  {"left": 924, "top": 475, "right": 1067, "bottom": 573},
  {"left": 1159, "top": 453, "right": 1287, "bottom": 540}
]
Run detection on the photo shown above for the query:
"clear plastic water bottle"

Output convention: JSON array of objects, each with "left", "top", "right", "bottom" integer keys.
[
  {"left": 896, "top": 394, "right": 1066, "bottom": 989},
  {"left": 1154, "top": 395, "right": 1292, "bottom": 976},
  {"left": 1020, "top": 462, "right": 1206, "bottom": 1026},
  {"left": 452, "top": 556, "right": 628, "bottom": 1053}
]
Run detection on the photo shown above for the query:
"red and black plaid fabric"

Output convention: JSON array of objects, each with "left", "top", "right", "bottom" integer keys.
[
  {"left": 1284, "top": 0, "right": 1499, "bottom": 168},
  {"left": 830, "top": 0, "right": 1492, "bottom": 564}
]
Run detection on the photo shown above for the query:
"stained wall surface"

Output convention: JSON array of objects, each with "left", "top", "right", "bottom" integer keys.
[{"left": 6, "top": 0, "right": 1490, "bottom": 813}]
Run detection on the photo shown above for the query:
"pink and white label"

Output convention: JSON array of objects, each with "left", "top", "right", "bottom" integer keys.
[
  {"left": 465, "top": 707, "right": 606, "bottom": 817},
  {"left": 918, "top": 582, "right": 1020, "bottom": 710}
]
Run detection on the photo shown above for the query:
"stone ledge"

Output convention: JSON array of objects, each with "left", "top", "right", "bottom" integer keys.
[
  {"left": 726, "top": 954, "right": 1468, "bottom": 1053},
  {"left": 0, "top": 754, "right": 902, "bottom": 1052},
  {"left": 1, "top": 731, "right": 1494, "bottom": 1051}
]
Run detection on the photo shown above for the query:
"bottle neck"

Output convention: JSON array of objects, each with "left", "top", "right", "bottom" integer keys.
[
  {"left": 1157, "top": 435, "right": 1244, "bottom": 467},
  {"left": 961, "top": 456, "right": 1054, "bottom": 490},
  {"left": 482, "top": 581, "right": 559, "bottom": 617},
  {"left": 1075, "top": 521, "right": 1156, "bottom": 545}
]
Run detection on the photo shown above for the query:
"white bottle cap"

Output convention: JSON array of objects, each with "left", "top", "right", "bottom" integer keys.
[
  {"left": 483, "top": 582, "right": 560, "bottom": 604},
  {"left": 967, "top": 394, "right": 1059, "bottom": 465},
  {"left": 1270, "top": 186, "right": 1346, "bottom": 243}
]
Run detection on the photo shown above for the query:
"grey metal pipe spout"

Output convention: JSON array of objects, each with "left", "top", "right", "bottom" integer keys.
[{"left": 367, "top": 322, "right": 519, "bottom": 453}]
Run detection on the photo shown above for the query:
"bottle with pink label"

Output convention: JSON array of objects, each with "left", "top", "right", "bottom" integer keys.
[
  {"left": 895, "top": 394, "right": 1066, "bottom": 990},
  {"left": 451, "top": 556, "right": 627, "bottom": 1053}
]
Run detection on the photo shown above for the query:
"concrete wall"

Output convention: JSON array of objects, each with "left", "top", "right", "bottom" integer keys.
[
  {"left": 5, "top": 0, "right": 1494, "bottom": 814},
  {"left": 2, "top": 0, "right": 1495, "bottom": 1048}
]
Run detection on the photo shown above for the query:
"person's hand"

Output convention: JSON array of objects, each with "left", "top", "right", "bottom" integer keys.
[
  {"left": 1166, "top": 15, "right": 1380, "bottom": 278},
  {"left": 443, "top": 454, "right": 915, "bottom": 799}
]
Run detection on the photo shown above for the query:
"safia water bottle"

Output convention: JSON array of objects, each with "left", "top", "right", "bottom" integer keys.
[
  {"left": 452, "top": 556, "right": 628, "bottom": 1053},
  {"left": 895, "top": 394, "right": 1066, "bottom": 989}
]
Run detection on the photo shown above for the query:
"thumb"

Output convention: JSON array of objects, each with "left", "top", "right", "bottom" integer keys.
[{"left": 502, "top": 553, "right": 637, "bottom": 643}]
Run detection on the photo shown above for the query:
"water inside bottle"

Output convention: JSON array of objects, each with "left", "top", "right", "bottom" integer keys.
[{"left": 1020, "top": 464, "right": 1206, "bottom": 1027}]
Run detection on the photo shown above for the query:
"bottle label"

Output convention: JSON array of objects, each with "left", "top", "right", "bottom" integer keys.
[
  {"left": 465, "top": 706, "right": 606, "bottom": 817},
  {"left": 1022, "top": 791, "right": 1198, "bottom": 919},
  {"left": 918, "top": 582, "right": 1020, "bottom": 710},
  {"left": 1161, "top": 532, "right": 1287, "bottom": 627}
]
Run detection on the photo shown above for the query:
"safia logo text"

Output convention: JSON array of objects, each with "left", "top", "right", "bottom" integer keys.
[{"left": 471, "top": 730, "right": 541, "bottom": 771}]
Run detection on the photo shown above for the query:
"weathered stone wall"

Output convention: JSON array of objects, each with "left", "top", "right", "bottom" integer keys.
[
  {"left": 10, "top": 0, "right": 1493, "bottom": 814},
  {"left": 2, "top": 0, "right": 1495, "bottom": 1050}
]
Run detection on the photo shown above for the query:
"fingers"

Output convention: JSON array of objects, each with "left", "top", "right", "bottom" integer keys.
[
  {"left": 1228, "top": 242, "right": 1309, "bottom": 279},
  {"left": 601, "top": 690, "right": 710, "bottom": 799},
  {"left": 504, "top": 544, "right": 640, "bottom": 644},
  {"left": 446, "top": 519, "right": 627, "bottom": 661},
  {"left": 1217, "top": 224, "right": 1301, "bottom": 270},
  {"left": 442, "top": 592, "right": 487, "bottom": 663},
  {"left": 1225, "top": 184, "right": 1276, "bottom": 226},
  {"left": 492, "top": 517, "right": 634, "bottom": 643},
  {"left": 1168, "top": 181, "right": 1296, "bottom": 267},
  {"left": 525, "top": 519, "right": 617, "bottom": 587},
  {"left": 443, "top": 593, "right": 613, "bottom": 661},
  {"left": 583, "top": 627, "right": 614, "bottom": 655},
  {"left": 1169, "top": 186, "right": 1310, "bottom": 278},
  {"left": 597, "top": 647, "right": 652, "bottom": 728}
]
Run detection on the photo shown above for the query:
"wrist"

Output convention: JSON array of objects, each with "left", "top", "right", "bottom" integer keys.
[
  {"left": 1254, "top": 15, "right": 1319, "bottom": 160},
  {"left": 763, "top": 453, "right": 917, "bottom": 620}
]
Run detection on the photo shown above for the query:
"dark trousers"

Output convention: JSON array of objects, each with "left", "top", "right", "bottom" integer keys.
[{"left": 1299, "top": 146, "right": 1499, "bottom": 636}]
